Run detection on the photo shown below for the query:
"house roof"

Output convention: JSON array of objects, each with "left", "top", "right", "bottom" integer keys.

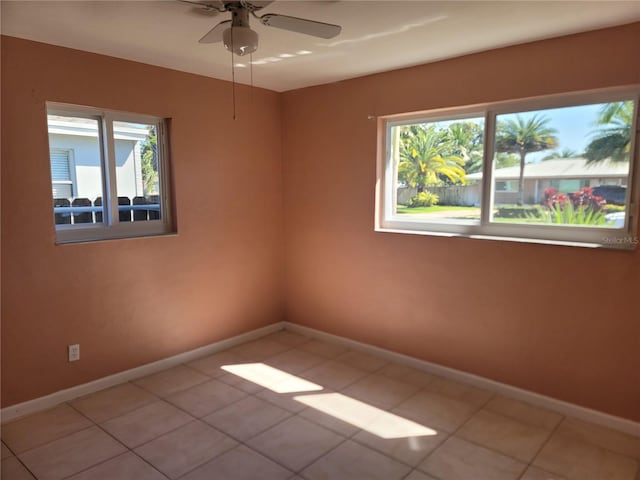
[
  {"left": 48, "top": 116, "right": 149, "bottom": 141},
  {"left": 466, "top": 158, "right": 629, "bottom": 181}
]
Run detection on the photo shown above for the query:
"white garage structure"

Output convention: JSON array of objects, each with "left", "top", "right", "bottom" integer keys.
[{"left": 48, "top": 116, "right": 149, "bottom": 201}]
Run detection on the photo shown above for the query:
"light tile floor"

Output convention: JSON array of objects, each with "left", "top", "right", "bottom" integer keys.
[{"left": 2, "top": 329, "right": 639, "bottom": 480}]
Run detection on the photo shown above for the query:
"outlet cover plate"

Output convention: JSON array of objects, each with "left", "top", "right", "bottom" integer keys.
[{"left": 68, "top": 344, "right": 80, "bottom": 362}]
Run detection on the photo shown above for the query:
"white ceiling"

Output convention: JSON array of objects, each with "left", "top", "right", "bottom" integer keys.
[{"left": 2, "top": 1, "right": 640, "bottom": 92}]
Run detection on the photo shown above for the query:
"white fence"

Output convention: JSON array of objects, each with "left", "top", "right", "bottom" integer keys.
[
  {"left": 397, "top": 186, "right": 480, "bottom": 206},
  {"left": 53, "top": 196, "right": 160, "bottom": 224}
]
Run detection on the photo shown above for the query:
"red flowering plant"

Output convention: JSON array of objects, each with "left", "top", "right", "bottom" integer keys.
[
  {"left": 540, "top": 186, "right": 608, "bottom": 225},
  {"left": 571, "top": 186, "right": 606, "bottom": 212},
  {"left": 543, "top": 187, "right": 567, "bottom": 208}
]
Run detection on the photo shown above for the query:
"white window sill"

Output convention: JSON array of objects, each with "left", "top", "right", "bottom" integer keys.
[
  {"left": 55, "top": 228, "right": 177, "bottom": 245},
  {"left": 375, "top": 226, "right": 638, "bottom": 251}
]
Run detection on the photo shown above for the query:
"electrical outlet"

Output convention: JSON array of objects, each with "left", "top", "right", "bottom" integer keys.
[{"left": 68, "top": 344, "right": 80, "bottom": 362}]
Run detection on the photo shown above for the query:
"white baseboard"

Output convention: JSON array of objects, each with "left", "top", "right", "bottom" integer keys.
[
  {"left": 0, "top": 322, "right": 285, "bottom": 424},
  {"left": 284, "top": 322, "right": 640, "bottom": 439},
  {"left": 3, "top": 319, "right": 638, "bottom": 439}
]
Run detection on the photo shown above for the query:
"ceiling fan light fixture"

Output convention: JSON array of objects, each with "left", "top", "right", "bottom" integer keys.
[{"left": 223, "top": 26, "right": 258, "bottom": 56}]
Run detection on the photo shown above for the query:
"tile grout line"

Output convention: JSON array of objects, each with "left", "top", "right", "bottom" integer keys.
[
  {"left": 1, "top": 335, "right": 340, "bottom": 454},
  {"left": 174, "top": 396, "right": 299, "bottom": 479},
  {"left": 5, "top": 338, "right": 402, "bottom": 479},
  {"left": 2, "top": 447, "right": 40, "bottom": 480},
  {"left": 414, "top": 388, "right": 497, "bottom": 478},
  {"left": 172, "top": 339, "right": 331, "bottom": 479},
  {"left": 343, "top": 375, "right": 444, "bottom": 470},
  {"left": 514, "top": 413, "right": 566, "bottom": 480},
  {"left": 130, "top": 364, "right": 213, "bottom": 398},
  {"left": 10, "top": 333, "right": 637, "bottom": 479},
  {"left": 269, "top": 357, "right": 444, "bottom": 477},
  {"left": 168, "top": 333, "right": 309, "bottom": 478},
  {"left": 166, "top": 381, "right": 303, "bottom": 480},
  {"left": 449, "top": 406, "right": 566, "bottom": 466},
  {"left": 231, "top": 369, "right": 343, "bottom": 477},
  {"left": 195, "top": 345, "right": 391, "bottom": 477},
  {"left": 66, "top": 371, "right": 267, "bottom": 479},
  {"left": 521, "top": 415, "right": 640, "bottom": 479},
  {"left": 290, "top": 432, "right": 353, "bottom": 477},
  {"left": 417, "top": 388, "right": 623, "bottom": 479},
  {"left": 138, "top": 340, "right": 322, "bottom": 478},
  {"left": 8, "top": 422, "right": 98, "bottom": 456},
  {"left": 64, "top": 401, "right": 172, "bottom": 480},
  {"left": 0, "top": 345, "right": 506, "bottom": 479},
  {"left": 185, "top": 344, "right": 487, "bottom": 478},
  {"left": 71, "top": 384, "right": 271, "bottom": 480},
  {"left": 217, "top": 345, "right": 640, "bottom": 479}
]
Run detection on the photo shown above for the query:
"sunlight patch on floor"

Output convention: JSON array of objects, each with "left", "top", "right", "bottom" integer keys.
[
  {"left": 294, "top": 392, "right": 438, "bottom": 439},
  {"left": 221, "top": 363, "right": 323, "bottom": 393}
]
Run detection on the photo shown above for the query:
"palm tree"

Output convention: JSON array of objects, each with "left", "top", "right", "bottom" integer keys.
[
  {"left": 585, "top": 101, "right": 633, "bottom": 163},
  {"left": 398, "top": 125, "right": 466, "bottom": 192},
  {"left": 495, "top": 115, "right": 558, "bottom": 205},
  {"left": 446, "top": 121, "right": 484, "bottom": 174},
  {"left": 141, "top": 127, "right": 159, "bottom": 194},
  {"left": 542, "top": 148, "right": 579, "bottom": 161},
  {"left": 495, "top": 153, "right": 520, "bottom": 169}
]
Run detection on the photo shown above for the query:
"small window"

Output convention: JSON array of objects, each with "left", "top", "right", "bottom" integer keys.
[
  {"left": 495, "top": 181, "right": 516, "bottom": 192},
  {"left": 50, "top": 148, "right": 75, "bottom": 200},
  {"left": 47, "top": 103, "right": 173, "bottom": 243},
  {"left": 377, "top": 88, "right": 639, "bottom": 249}
]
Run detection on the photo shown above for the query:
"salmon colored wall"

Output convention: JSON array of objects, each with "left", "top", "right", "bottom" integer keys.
[
  {"left": 281, "top": 24, "right": 640, "bottom": 421},
  {"left": 3, "top": 24, "right": 640, "bottom": 422},
  {"left": 1, "top": 36, "right": 284, "bottom": 406}
]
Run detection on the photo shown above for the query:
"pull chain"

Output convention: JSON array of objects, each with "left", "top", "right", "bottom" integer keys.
[
  {"left": 230, "top": 27, "right": 237, "bottom": 120},
  {"left": 250, "top": 52, "right": 254, "bottom": 108}
]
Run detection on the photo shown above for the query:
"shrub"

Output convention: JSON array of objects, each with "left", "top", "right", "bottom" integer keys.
[
  {"left": 604, "top": 204, "right": 625, "bottom": 214},
  {"left": 495, "top": 205, "right": 543, "bottom": 219},
  {"left": 543, "top": 187, "right": 606, "bottom": 212},
  {"left": 540, "top": 187, "right": 608, "bottom": 225},
  {"left": 407, "top": 191, "right": 439, "bottom": 208},
  {"left": 541, "top": 202, "right": 608, "bottom": 225}
]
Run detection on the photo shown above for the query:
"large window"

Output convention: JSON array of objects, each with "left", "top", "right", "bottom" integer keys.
[
  {"left": 47, "top": 103, "right": 173, "bottom": 243},
  {"left": 377, "top": 88, "right": 639, "bottom": 249}
]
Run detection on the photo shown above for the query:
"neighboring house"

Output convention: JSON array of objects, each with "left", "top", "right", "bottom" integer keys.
[
  {"left": 48, "top": 116, "right": 150, "bottom": 201},
  {"left": 460, "top": 158, "right": 628, "bottom": 205}
]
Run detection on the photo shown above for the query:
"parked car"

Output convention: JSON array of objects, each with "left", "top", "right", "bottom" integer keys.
[
  {"left": 591, "top": 185, "right": 627, "bottom": 205},
  {"left": 605, "top": 211, "right": 625, "bottom": 228}
]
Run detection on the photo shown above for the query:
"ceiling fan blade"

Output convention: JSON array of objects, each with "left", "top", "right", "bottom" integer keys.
[
  {"left": 198, "top": 20, "right": 232, "bottom": 43},
  {"left": 259, "top": 14, "right": 341, "bottom": 39},
  {"left": 244, "top": 0, "right": 275, "bottom": 9},
  {"left": 178, "top": 0, "right": 224, "bottom": 11}
]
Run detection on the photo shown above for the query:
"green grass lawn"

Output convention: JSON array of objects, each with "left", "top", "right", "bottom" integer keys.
[
  {"left": 493, "top": 217, "right": 615, "bottom": 227},
  {"left": 491, "top": 217, "right": 544, "bottom": 224},
  {"left": 396, "top": 205, "right": 479, "bottom": 215},
  {"left": 397, "top": 206, "right": 615, "bottom": 226}
]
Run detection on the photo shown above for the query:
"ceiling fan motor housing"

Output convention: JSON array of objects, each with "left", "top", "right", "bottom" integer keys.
[
  {"left": 223, "top": 26, "right": 258, "bottom": 55},
  {"left": 222, "top": 4, "right": 258, "bottom": 56},
  {"left": 191, "top": 0, "right": 341, "bottom": 52}
]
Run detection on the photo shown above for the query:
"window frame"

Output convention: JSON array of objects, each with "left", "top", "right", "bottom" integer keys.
[
  {"left": 376, "top": 86, "right": 640, "bottom": 249},
  {"left": 47, "top": 102, "right": 173, "bottom": 243}
]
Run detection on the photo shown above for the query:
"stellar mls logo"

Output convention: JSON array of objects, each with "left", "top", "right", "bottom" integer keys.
[{"left": 602, "top": 236, "right": 639, "bottom": 246}]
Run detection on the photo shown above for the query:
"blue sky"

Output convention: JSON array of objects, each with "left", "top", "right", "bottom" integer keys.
[
  {"left": 498, "top": 103, "right": 603, "bottom": 162},
  {"left": 427, "top": 102, "right": 610, "bottom": 162}
]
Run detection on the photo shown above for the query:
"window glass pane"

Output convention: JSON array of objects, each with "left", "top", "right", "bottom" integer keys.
[
  {"left": 113, "top": 121, "right": 162, "bottom": 223},
  {"left": 491, "top": 101, "right": 633, "bottom": 229},
  {"left": 391, "top": 117, "right": 485, "bottom": 223},
  {"left": 48, "top": 115, "right": 104, "bottom": 225}
]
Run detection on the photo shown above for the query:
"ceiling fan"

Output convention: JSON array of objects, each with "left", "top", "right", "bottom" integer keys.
[{"left": 179, "top": 0, "right": 342, "bottom": 56}]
